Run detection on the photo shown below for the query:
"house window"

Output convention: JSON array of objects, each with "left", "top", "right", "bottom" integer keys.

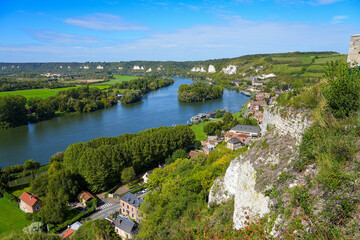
[
  {"left": 127, "top": 205, "right": 129, "bottom": 209},
  {"left": 132, "top": 214, "right": 134, "bottom": 218},
  {"left": 122, "top": 203, "right": 124, "bottom": 206}
]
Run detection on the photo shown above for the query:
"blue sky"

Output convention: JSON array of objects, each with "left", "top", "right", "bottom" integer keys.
[{"left": 0, "top": 0, "right": 359, "bottom": 62}]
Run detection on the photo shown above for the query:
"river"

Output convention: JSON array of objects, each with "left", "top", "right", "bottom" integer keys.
[{"left": 0, "top": 78, "right": 249, "bottom": 167}]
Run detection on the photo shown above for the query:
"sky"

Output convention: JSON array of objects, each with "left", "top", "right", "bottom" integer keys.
[{"left": 0, "top": 0, "right": 359, "bottom": 62}]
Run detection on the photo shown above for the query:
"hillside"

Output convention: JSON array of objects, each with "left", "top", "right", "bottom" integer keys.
[
  {"left": 137, "top": 61, "right": 360, "bottom": 239},
  {"left": 0, "top": 52, "right": 345, "bottom": 80}
]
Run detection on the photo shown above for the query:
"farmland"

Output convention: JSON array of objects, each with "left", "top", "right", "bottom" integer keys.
[
  {"left": 0, "top": 198, "right": 30, "bottom": 236},
  {"left": 0, "top": 85, "right": 109, "bottom": 99}
]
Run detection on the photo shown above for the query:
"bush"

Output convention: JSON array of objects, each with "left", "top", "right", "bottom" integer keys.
[
  {"left": 49, "top": 152, "right": 64, "bottom": 163},
  {"left": 85, "top": 198, "right": 98, "bottom": 208},
  {"left": 24, "top": 159, "right": 40, "bottom": 170},
  {"left": 322, "top": 61, "right": 360, "bottom": 118}
]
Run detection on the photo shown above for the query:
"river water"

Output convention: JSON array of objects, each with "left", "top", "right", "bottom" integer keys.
[{"left": 0, "top": 78, "right": 249, "bottom": 167}]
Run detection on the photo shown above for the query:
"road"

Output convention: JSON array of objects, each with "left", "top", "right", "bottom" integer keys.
[{"left": 89, "top": 203, "right": 120, "bottom": 220}]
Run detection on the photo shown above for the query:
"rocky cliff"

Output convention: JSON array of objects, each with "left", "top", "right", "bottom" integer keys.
[{"left": 209, "top": 104, "right": 311, "bottom": 231}]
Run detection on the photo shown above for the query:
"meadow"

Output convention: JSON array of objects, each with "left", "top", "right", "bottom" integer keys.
[
  {"left": 0, "top": 198, "right": 30, "bottom": 236},
  {"left": 0, "top": 85, "right": 108, "bottom": 99},
  {"left": 97, "top": 75, "right": 138, "bottom": 85}
]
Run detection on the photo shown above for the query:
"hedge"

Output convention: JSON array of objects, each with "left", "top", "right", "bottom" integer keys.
[{"left": 50, "top": 205, "right": 96, "bottom": 233}]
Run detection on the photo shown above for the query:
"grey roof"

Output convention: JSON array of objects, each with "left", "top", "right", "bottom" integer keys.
[
  {"left": 114, "top": 215, "right": 135, "bottom": 233},
  {"left": 228, "top": 137, "right": 242, "bottom": 144},
  {"left": 120, "top": 192, "right": 143, "bottom": 208},
  {"left": 70, "top": 221, "right": 82, "bottom": 230},
  {"left": 231, "top": 125, "right": 261, "bottom": 134}
]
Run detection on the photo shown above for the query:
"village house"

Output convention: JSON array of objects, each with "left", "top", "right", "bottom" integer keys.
[
  {"left": 248, "top": 100, "right": 267, "bottom": 110},
  {"left": 61, "top": 221, "right": 82, "bottom": 239},
  {"left": 224, "top": 132, "right": 249, "bottom": 144},
  {"left": 188, "top": 150, "right": 199, "bottom": 158},
  {"left": 256, "top": 93, "right": 271, "bottom": 102},
  {"left": 114, "top": 215, "right": 137, "bottom": 239},
  {"left": 78, "top": 191, "right": 95, "bottom": 205},
  {"left": 252, "top": 79, "right": 263, "bottom": 87},
  {"left": 226, "top": 137, "right": 244, "bottom": 150},
  {"left": 229, "top": 124, "right": 261, "bottom": 137},
  {"left": 120, "top": 192, "right": 143, "bottom": 222},
  {"left": 19, "top": 192, "right": 42, "bottom": 213}
]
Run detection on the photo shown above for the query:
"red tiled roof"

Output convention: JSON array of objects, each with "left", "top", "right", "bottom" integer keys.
[
  {"left": 61, "top": 228, "right": 75, "bottom": 239},
  {"left": 19, "top": 192, "right": 40, "bottom": 207},
  {"left": 189, "top": 151, "right": 199, "bottom": 158},
  {"left": 79, "top": 191, "right": 95, "bottom": 202}
]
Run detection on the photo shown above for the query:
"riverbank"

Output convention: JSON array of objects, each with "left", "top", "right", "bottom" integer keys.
[{"left": 0, "top": 78, "right": 249, "bottom": 167}]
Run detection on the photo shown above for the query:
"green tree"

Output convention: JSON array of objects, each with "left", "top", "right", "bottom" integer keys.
[
  {"left": 121, "top": 167, "right": 135, "bottom": 183},
  {"left": 23, "top": 159, "right": 40, "bottom": 170},
  {"left": 215, "top": 109, "right": 223, "bottom": 118},
  {"left": 0, "top": 95, "right": 27, "bottom": 128},
  {"left": 222, "top": 112, "right": 233, "bottom": 125},
  {"left": 322, "top": 61, "right": 360, "bottom": 118},
  {"left": 39, "top": 190, "right": 68, "bottom": 224},
  {"left": 203, "top": 122, "right": 220, "bottom": 135}
]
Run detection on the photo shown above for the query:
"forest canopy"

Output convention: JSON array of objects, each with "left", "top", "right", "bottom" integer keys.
[{"left": 177, "top": 82, "right": 223, "bottom": 102}]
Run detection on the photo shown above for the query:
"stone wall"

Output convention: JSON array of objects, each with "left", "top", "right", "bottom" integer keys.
[
  {"left": 261, "top": 106, "right": 311, "bottom": 144},
  {"left": 348, "top": 34, "right": 360, "bottom": 67}
]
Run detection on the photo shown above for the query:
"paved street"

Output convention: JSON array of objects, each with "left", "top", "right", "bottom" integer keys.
[{"left": 89, "top": 203, "right": 120, "bottom": 220}]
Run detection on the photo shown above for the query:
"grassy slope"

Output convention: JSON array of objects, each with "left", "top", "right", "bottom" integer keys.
[{"left": 0, "top": 198, "right": 30, "bottom": 236}]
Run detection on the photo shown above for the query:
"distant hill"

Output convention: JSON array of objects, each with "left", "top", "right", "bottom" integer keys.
[{"left": 0, "top": 52, "right": 346, "bottom": 81}]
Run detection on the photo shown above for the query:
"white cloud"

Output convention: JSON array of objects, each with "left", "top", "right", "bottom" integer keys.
[
  {"left": 63, "top": 13, "right": 148, "bottom": 31},
  {"left": 0, "top": 18, "right": 357, "bottom": 62},
  {"left": 275, "top": 0, "right": 343, "bottom": 5},
  {"left": 331, "top": 15, "right": 348, "bottom": 24},
  {"left": 25, "top": 30, "right": 100, "bottom": 44}
]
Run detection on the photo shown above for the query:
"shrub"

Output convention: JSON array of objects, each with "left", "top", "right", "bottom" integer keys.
[
  {"left": 49, "top": 152, "right": 64, "bottom": 163},
  {"left": 322, "top": 61, "right": 360, "bottom": 118}
]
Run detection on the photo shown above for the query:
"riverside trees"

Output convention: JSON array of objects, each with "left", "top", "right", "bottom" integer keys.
[{"left": 63, "top": 125, "right": 195, "bottom": 192}]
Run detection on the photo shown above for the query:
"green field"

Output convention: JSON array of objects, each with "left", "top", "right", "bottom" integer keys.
[
  {"left": 306, "top": 65, "right": 326, "bottom": 71},
  {"left": 0, "top": 198, "right": 31, "bottom": 235},
  {"left": 301, "top": 72, "right": 324, "bottom": 78},
  {"left": 314, "top": 55, "right": 347, "bottom": 64},
  {"left": 98, "top": 75, "right": 138, "bottom": 85},
  {"left": 272, "top": 55, "right": 314, "bottom": 64},
  {"left": 272, "top": 64, "right": 303, "bottom": 74},
  {"left": 0, "top": 85, "right": 109, "bottom": 99}
]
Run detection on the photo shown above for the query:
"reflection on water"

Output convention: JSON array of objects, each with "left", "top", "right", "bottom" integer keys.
[{"left": 0, "top": 78, "right": 249, "bottom": 167}]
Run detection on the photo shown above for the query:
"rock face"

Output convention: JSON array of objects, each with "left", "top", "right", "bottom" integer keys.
[
  {"left": 208, "top": 65, "right": 216, "bottom": 73},
  {"left": 221, "top": 65, "right": 237, "bottom": 74},
  {"left": 191, "top": 66, "right": 206, "bottom": 72},
  {"left": 258, "top": 73, "right": 276, "bottom": 79},
  {"left": 261, "top": 106, "right": 311, "bottom": 144},
  {"left": 348, "top": 34, "right": 360, "bottom": 67},
  {"left": 209, "top": 104, "right": 311, "bottom": 230},
  {"left": 209, "top": 157, "right": 270, "bottom": 230},
  {"left": 233, "top": 160, "right": 270, "bottom": 230}
]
